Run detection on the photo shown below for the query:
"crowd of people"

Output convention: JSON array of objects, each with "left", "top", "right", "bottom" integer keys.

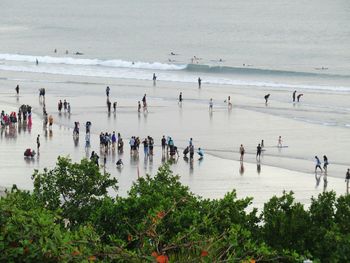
[{"left": 5, "top": 81, "right": 350, "bottom": 193}]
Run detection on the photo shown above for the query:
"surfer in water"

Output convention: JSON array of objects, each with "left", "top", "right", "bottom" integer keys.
[
  {"left": 293, "top": 90, "right": 297, "bottom": 102},
  {"left": 264, "top": 94, "right": 270, "bottom": 104}
]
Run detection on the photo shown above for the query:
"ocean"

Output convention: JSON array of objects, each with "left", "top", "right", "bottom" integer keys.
[{"left": 0, "top": 0, "right": 349, "bottom": 91}]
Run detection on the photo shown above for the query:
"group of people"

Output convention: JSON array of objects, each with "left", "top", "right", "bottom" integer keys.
[
  {"left": 58, "top": 99, "right": 71, "bottom": 114},
  {"left": 99, "top": 131, "right": 124, "bottom": 153}
]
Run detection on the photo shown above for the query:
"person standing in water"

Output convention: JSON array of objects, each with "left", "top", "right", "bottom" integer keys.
[
  {"left": 239, "top": 144, "right": 245, "bottom": 161},
  {"left": 323, "top": 155, "right": 329, "bottom": 172},
  {"left": 297, "top": 94, "right": 303, "bottom": 102},
  {"left": 315, "top": 156, "right": 322, "bottom": 173},
  {"left": 277, "top": 136, "right": 282, "bottom": 148},
  {"left": 153, "top": 73, "right": 157, "bottom": 85},
  {"left": 264, "top": 94, "right": 270, "bottom": 104},
  {"left": 179, "top": 92, "right": 183, "bottom": 103},
  {"left": 209, "top": 98, "right": 213, "bottom": 111},
  {"left": 113, "top": 102, "right": 117, "bottom": 113},
  {"left": 346, "top": 169, "right": 350, "bottom": 194},
  {"left": 198, "top": 77, "right": 202, "bottom": 88},
  {"left": 256, "top": 143, "right": 262, "bottom": 160},
  {"left": 106, "top": 86, "right": 110, "bottom": 97},
  {"left": 138, "top": 101, "right": 141, "bottom": 112},
  {"left": 292, "top": 90, "right": 297, "bottom": 102},
  {"left": 36, "top": 134, "right": 40, "bottom": 153},
  {"left": 15, "top": 85, "right": 19, "bottom": 95}
]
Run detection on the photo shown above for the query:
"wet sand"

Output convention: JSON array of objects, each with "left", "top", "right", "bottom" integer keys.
[{"left": 0, "top": 70, "right": 349, "bottom": 208}]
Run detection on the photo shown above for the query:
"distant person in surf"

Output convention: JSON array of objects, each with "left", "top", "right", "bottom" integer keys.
[
  {"left": 106, "top": 86, "right": 110, "bottom": 97},
  {"left": 153, "top": 73, "right": 157, "bottom": 85},
  {"left": 264, "top": 94, "right": 270, "bottom": 104},
  {"left": 297, "top": 94, "right": 303, "bottom": 102},
  {"left": 198, "top": 77, "right": 202, "bottom": 88},
  {"left": 323, "top": 155, "right": 329, "bottom": 172},
  {"left": 293, "top": 90, "right": 297, "bottom": 102},
  {"left": 15, "top": 85, "right": 19, "bottom": 95},
  {"left": 36, "top": 59, "right": 38, "bottom": 65},
  {"left": 142, "top": 94, "right": 147, "bottom": 110},
  {"left": 113, "top": 102, "right": 117, "bottom": 113}
]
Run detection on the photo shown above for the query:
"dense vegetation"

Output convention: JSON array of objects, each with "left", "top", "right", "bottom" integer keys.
[{"left": 1, "top": 157, "right": 349, "bottom": 262}]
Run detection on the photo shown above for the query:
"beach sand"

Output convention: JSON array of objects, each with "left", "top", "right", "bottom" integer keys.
[{"left": 0, "top": 70, "right": 349, "bottom": 208}]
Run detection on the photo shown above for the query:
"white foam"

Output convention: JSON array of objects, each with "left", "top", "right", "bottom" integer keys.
[
  {"left": 0, "top": 53, "right": 187, "bottom": 71},
  {"left": 0, "top": 60, "right": 350, "bottom": 92}
]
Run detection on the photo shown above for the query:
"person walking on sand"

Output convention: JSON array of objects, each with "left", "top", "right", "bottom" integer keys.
[
  {"left": 113, "top": 102, "right": 117, "bottom": 113},
  {"left": 315, "top": 156, "right": 322, "bottom": 173},
  {"left": 346, "top": 169, "right": 350, "bottom": 194},
  {"left": 239, "top": 144, "right": 245, "bottom": 161},
  {"left": 297, "top": 94, "right": 303, "bottom": 102},
  {"left": 106, "top": 86, "right": 110, "bottom": 97},
  {"left": 323, "top": 155, "right": 329, "bottom": 172},
  {"left": 227, "top": 96, "right": 232, "bottom": 108},
  {"left": 15, "top": 85, "right": 19, "bottom": 95},
  {"left": 292, "top": 90, "right": 297, "bottom": 102},
  {"left": 36, "top": 134, "right": 40, "bottom": 153},
  {"left": 198, "top": 77, "right": 202, "bottom": 88},
  {"left": 264, "top": 94, "right": 270, "bottom": 104},
  {"left": 256, "top": 143, "right": 262, "bottom": 160},
  {"left": 277, "top": 136, "right": 282, "bottom": 148}
]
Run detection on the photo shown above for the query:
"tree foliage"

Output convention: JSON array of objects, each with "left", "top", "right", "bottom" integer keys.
[{"left": 0, "top": 157, "right": 349, "bottom": 262}]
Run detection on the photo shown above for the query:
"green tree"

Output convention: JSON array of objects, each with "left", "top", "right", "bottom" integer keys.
[{"left": 32, "top": 156, "right": 118, "bottom": 227}]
